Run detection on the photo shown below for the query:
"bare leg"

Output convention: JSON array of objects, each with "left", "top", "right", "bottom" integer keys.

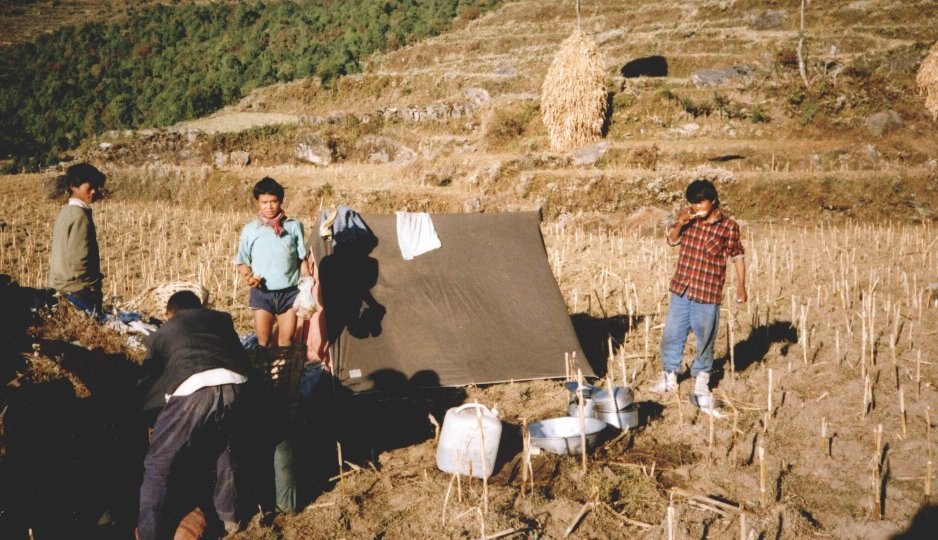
[
  {"left": 275, "top": 310, "right": 298, "bottom": 347},
  {"left": 253, "top": 309, "right": 276, "bottom": 347}
]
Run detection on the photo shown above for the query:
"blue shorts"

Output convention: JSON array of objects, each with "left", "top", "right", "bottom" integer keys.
[{"left": 249, "top": 286, "right": 299, "bottom": 315}]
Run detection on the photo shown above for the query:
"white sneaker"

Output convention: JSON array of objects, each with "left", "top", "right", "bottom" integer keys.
[
  {"left": 648, "top": 371, "right": 678, "bottom": 393},
  {"left": 694, "top": 372, "right": 711, "bottom": 396}
]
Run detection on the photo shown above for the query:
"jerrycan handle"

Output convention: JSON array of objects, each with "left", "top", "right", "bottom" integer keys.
[{"left": 453, "top": 402, "right": 499, "bottom": 418}]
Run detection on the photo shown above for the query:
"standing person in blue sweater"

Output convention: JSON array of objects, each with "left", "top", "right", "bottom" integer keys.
[
  {"left": 234, "top": 177, "right": 311, "bottom": 517},
  {"left": 235, "top": 177, "right": 311, "bottom": 349},
  {"left": 48, "top": 162, "right": 106, "bottom": 313}
]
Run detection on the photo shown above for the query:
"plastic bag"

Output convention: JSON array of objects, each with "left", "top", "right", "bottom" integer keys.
[{"left": 293, "top": 276, "right": 317, "bottom": 318}]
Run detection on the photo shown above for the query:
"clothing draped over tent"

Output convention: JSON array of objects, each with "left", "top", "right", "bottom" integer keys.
[{"left": 395, "top": 211, "right": 442, "bottom": 260}]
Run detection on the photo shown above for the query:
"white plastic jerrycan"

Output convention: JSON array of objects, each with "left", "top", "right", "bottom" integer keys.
[{"left": 436, "top": 403, "right": 502, "bottom": 479}]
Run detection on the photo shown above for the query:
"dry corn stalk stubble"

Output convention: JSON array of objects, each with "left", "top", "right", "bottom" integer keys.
[
  {"left": 5, "top": 163, "right": 938, "bottom": 538},
  {"left": 540, "top": 29, "right": 607, "bottom": 152}
]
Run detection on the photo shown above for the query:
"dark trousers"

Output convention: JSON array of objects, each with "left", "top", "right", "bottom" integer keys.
[{"left": 138, "top": 384, "right": 241, "bottom": 540}]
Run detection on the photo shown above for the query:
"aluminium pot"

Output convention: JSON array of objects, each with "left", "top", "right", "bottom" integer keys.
[
  {"left": 565, "top": 381, "right": 599, "bottom": 417},
  {"left": 590, "top": 386, "right": 634, "bottom": 413},
  {"left": 689, "top": 392, "right": 723, "bottom": 410},
  {"left": 564, "top": 381, "right": 599, "bottom": 400},
  {"left": 593, "top": 403, "right": 639, "bottom": 429}
]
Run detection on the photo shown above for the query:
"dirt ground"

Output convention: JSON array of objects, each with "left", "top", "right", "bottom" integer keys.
[
  {"left": 237, "top": 217, "right": 938, "bottom": 540},
  {"left": 2, "top": 207, "right": 935, "bottom": 539}
]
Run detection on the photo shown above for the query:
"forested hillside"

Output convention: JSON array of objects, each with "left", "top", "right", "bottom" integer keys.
[{"left": 0, "top": 0, "right": 500, "bottom": 171}]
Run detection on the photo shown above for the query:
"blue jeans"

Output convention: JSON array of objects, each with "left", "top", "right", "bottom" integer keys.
[
  {"left": 659, "top": 293, "right": 720, "bottom": 376},
  {"left": 138, "top": 384, "right": 241, "bottom": 540}
]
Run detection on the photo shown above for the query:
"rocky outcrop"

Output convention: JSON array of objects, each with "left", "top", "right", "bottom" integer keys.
[
  {"left": 568, "top": 141, "right": 610, "bottom": 166},
  {"left": 690, "top": 65, "right": 756, "bottom": 88},
  {"left": 749, "top": 10, "right": 786, "bottom": 30},
  {"left": 294, "top": 135, "right": 334, "bottom": 166},
  {"left": 356, "top": 136, "right": 416, "bottom": 165},
  {"left": 213, "top": 150, "right": 250, "bottom": 168},
  {"left": 865, "top": 110, "right": 903, "bottom": 138}
]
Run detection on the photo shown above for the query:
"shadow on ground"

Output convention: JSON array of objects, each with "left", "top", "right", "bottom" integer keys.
[
  {"left": 571, "top": 313, "right": 648, "bottom": 377},
  {"left": 711, "top": 320, "right": 798, "bottom": 386}
]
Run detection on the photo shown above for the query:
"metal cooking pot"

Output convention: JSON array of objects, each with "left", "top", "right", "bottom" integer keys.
[
  {"left": 564, "top": 381, "right": 599, "bottom": 399},
  {"left": 593, "top": 403, "right": 639, "bottom": 429},
  {"left": 565, "top": 381, "right": 599, "bottom": 417},
  {"left": 591, "top": 386, "right": 634, "bottom": 412},
  {"left": 567, "top": 400, "right": 596, "bottom": 418},
  {"left": 689, "top": 392, "right": 723, "bottom": 410},
  {"left": 528, "top": 417, "right": 606, "bottom": 455}
]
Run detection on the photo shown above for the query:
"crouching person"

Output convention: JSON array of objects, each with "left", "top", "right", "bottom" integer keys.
[{"left": 138, "top": 291, "right": 249, "bottom": 539}]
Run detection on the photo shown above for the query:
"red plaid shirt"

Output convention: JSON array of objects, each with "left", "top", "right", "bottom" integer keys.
[{"left": 668, "top": 215, "right": 744, "bottom": 304}]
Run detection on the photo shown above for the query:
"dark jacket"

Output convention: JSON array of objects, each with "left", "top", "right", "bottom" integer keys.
[{"left": 141, "top": 308, "right": 249, "bottom": 412}]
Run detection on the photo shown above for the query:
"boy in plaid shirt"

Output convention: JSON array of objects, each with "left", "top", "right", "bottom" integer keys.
[{"left": 649, "top": 179, "right": 747, "bottom": 396}]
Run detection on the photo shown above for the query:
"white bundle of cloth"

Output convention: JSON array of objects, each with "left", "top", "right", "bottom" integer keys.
[{"left": 395, "top": 211, "right": 441, "bottom": 260}]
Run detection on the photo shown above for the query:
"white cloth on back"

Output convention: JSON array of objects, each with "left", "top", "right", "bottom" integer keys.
[
  {"left": 168, "top": 368, "right": 247, "bottom": 402},
  {"left": 396, "top": 211, "right": 441, "bottom": 260}
]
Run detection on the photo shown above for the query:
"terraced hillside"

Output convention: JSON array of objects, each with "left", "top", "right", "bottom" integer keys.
[{"left": 88, "top": 0, "right": 938, "bottom": 222}]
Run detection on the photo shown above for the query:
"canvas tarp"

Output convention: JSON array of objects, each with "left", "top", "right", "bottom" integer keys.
[{"left": 313, "top": 211, "right": 592, "bottom": 393}]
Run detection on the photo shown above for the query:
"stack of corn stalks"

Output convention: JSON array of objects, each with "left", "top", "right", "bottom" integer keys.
[
  {"left": 917, "top": 41, "right": 938, "bottom": 120},
  {"left": 541, "top": 29, "right": 607, "bottom": 152},
  {"left": 122, "top": 281, "right": 210, "bottom": 315}
]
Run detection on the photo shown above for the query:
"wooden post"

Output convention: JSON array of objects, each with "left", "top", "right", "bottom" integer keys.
[
  {"left": 577, "top": 368, "right": 587, "bottom": 472},
  {"left": 899, "top": 389, "right": 907, "bottom": 438},
  {"left": 821, "top": 417, "right": 828, "bottom": 457},
  {"left": 758, "top": 445, "right": 767, "bottom": 505},
  {"left": 667, "top": 495, "right": 675, "bottom": 540},
  {"left": 727, "top": 310, "right": 736, "bottom": 378},
  {"left": 871, "top": 425, "right": 883, "bottom": 519},
  {"left": 474, "top": 403, "right": 489, "bottom": 514},
  {"left": 520, "top": 418, "right": 529, "bottom": 496},
  {"left": 926, "top": 460, "right": 933, "bottom": 504},
  {"left": 336, "top": 441, "right": 344, "bottom": 484}
]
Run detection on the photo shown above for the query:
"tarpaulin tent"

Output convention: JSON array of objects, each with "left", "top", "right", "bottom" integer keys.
[{"left": 312, "top": 211, "right": 592, "bottom": 393}]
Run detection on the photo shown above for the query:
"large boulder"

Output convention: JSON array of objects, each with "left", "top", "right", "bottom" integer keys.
[
  {"left": 294, "top": 135, "right": 334, "bottom": 166},
  {"left": 568, "top": 141, "right": 610, "bottom": 166},
  {"left": 865, "top": 110, "right": 903, "bottom": 138},
  {"left": 464, "top": 87, "right": 491, "bottom": 107},
  {"left": 691, "top": 65, "right": 756, "bottom": 88},
  {"left": 356, "top": 136, "right": 417, "bottom": 165},
  {"left": 213, "top": 150, "right": 251, "bottom": 168},
  {"left": 749, "top": 10, "right": 786, "bottom": 30},
  {"left": 230, "top": 150, "right": 251, "bottom": 167}
]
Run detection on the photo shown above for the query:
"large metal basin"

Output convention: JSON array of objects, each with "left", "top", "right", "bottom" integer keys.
[{"left": 528, "top": 417, "right": 606, "bottom": 455}]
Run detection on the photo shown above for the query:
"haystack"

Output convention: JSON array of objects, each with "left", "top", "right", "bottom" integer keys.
[
  {"left": 121, "top": 281, "right": 210, "bottom": 316},
  {"left": 917, "top": 41, "right": 938, "bottom": 120},
  {"left": 541, "top": 29, "right": 607, "bottom": 152}
]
